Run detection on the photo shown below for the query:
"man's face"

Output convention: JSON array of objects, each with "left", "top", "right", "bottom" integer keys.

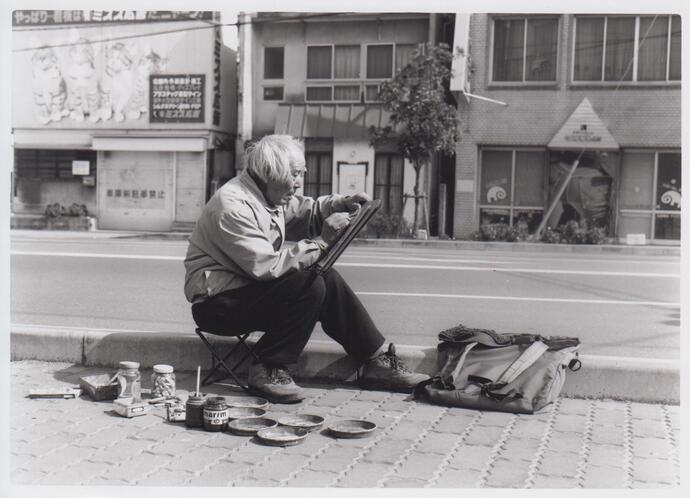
[{"left": 264, "top": 162, "right": 306, "bottom": 206}]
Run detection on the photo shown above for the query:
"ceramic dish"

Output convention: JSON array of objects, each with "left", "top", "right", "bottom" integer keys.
[
  {"left": 256, "top": 426, "right": 308, "bottom": 446},
  {"left": 328, "top": 419, "right": 377, "bottom": 438},
  {"left": 227, "top": 417, "right": 278, "bottom": 436},
  {"left": 227, "top": 406, "right": 267, "bottom": 419},
  {"left": 225, "top": 396, "right": 269, "bottom": 409},
  {"left": 277, "top": 414, "right": 325, "bottom": 432}
]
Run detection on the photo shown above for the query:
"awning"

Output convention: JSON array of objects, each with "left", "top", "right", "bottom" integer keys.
[
  {"left": 275, "top": 104, "right": 394, "bottom": 139},
  {"left": 92, "top": 136, "right": 208, "bottom": 152},
  {"left": 12, "top": 130, "right": 93, "bottom": 149},
  {"left": 548, "top": 98, "right": 619, "bottom": 151}
]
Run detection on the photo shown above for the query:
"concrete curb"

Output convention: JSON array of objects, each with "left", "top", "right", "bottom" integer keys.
[{"left": 10, "top": 325, "right": 679, "bottom": 404}]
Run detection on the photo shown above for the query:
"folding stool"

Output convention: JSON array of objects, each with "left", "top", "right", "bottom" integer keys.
[{"left": 195, "top": 328, "right": 262, "bottom": 393}]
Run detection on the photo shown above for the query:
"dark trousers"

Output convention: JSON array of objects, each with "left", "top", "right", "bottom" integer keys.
[{"left": 191, "top": 269, "right": 386, "bottom": 366}]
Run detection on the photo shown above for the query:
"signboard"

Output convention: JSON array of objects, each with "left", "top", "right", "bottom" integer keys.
[
  {"left": 548, "top": 98, "right": 619, "bottom": 151},
  {"left": 13, "top": 10, "right": 215, "bottom": 26},
  {"left": 450, "top": 13, "right": 471, "bottom": 99},
  {"left": 338, "top": 162, "right": 368, "bottom": 196},
  {"left": 72, "top": 160, "right": 90, "bottom": 175},
  {"left": 150, "top": 74, "right": 205, "bottom": 123}
]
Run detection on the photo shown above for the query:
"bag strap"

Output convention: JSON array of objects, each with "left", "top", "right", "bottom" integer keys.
[
  {"left": 443, "top": 342, "right": 478, "bottom": 389},
  {"left": 496, "top": 341, "right": 549, "bottom": 384}
]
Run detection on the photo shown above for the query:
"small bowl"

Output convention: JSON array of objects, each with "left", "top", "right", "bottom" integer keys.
[
  {"left": 256, "top": 426, "right": 308, "bottom": 446},
  {"left": 227, "top": 406, "right": 266, "bottom": 419},
  {"left": 225, "top": 396, "right": 269, "bottom": 409},
  {"left": 227, "top": 417, "right": 278, "bottom": 436},
  {"left": 277, "top": 414, "right": 325, "bottom": 432},
  {"left": 328, "top": 419, "right": 377, "bottom": 439}
]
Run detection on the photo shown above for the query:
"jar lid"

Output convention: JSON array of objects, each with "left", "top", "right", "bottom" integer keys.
[
  {"left": 119, "top": 361, "right": 140, "bottom": 370},
  {"left": 153, "top": 364, "right": 174, "bottom": 374},
  {"left": 205, "top": 396, "right": 227, "bottom": 406}
]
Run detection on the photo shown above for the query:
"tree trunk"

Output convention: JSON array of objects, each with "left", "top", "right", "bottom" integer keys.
[{"left": 413, "top": 161, "right": 422, "bottom": 232}]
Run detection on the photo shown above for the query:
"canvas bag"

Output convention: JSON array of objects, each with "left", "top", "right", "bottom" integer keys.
[{"left": 414, "top": 325, "right": 581, "bottom": 414}]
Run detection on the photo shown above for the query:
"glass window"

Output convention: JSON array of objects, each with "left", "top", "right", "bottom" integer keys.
[
  {"left": 620, "top": 152, "right": 655, "bottom": 209},
  {"left": 574, "top": 15, "right": 681, "bottom": 82},
  {"left": 654, "top": 214, "right": 680, "bottom": 240},
  {"left": 514, "top": 151, "right": 545, "bottom": 206},
  {"left": 306, "top": 86, "right": 332, "bottom": 101},
  {"left": 367, "top": 45, "right": 393, "bottom": 78},
  {"left": 334, "top": 45, "right": 360, "bottom": 79},
  {"left": 374, "top": 153, "right": 404, "bottom": 215},
  {"left": 304, "top": 151, "right": 332, "bottom": 198},
  {"left": 307, "top": 46, "right": 332, "bottom": 79},
  {"left": 365, "top": 84, "right": 380, "bottom": 101},
  {"left": 493, "top": 17, "right": 558, "bottom": 82},
  {"left": 334, "top": 85, "right": 360, "bottom": 101},
  {"left": 638, "top": 16, "right": 669, "bottom": 81},
  {"left": 264, "top": 47, "right": 284, "bottom": 79},
  {"left": 656, "top": 153, "right": 681, "bottom": 211},
  {"left": 395, "top": 44, "right": 418, "bottom": 72},
  {"left": 604, "top": 17, "right": 635, "bottom": 81},
  {"left": 263, "top": 86, "right": 284, "bottom": 101},
  {"left": 480, "top": 150, "right": 512, "bottom": 206}
]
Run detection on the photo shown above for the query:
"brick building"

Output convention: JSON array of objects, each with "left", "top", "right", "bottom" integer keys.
[{"left": 450, "top": 13, "right": 681, "bottom": 243}]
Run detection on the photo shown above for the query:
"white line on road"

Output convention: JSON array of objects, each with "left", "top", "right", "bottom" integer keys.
[
  {"left": 356, "top": 291, "right": 679, "bottom": 307},
  {"left": 11, "top": 250, "right": 679, "bottom": 278}
]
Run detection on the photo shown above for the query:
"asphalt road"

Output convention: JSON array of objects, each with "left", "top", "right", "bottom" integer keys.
[{"left": 9, "top": 233, "right": 681, "bottom": 359}]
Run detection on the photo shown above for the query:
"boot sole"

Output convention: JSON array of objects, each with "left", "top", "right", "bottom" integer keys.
[
  {"left": 247, "top": 386, "right": 305, "bottom": 404},
  {"left": 357, "top": 378, "right": 417, "bottom": 394}
]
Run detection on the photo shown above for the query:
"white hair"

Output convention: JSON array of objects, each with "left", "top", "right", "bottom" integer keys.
[{"left": 245, "top": 135, "right": 305, "bottom": 185}]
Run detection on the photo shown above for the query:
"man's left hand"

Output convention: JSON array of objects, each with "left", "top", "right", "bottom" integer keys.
[{"left": 339, "top": 192, "right": 371, "bottom": 212}]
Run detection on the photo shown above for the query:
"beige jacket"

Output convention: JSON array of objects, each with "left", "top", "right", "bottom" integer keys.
[{"left": 183, "top": 171, "right": 344, "bottom": 304}]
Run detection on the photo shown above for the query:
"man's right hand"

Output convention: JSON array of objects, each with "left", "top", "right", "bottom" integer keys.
[{"left": 321, "top": 212, "right": 351, "bottom": 245}]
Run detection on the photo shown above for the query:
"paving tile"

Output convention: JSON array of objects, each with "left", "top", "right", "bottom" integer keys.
[
  {"left": 558, "top": 398, "right": 594, "bottom": 415},
  {"left": 481, "top": 457, "right": 532, "bottom": 488},
  {"left": 414, "top": 431, "right": 460, "bottom": 455},
  {"left": 580, "top": 464, "right": 628, "bottom": 488},
  {"left": 590, "top": 424, "right": 626, "bottom": 446},
  {"left": 533, "top": 449, "right": 580, "bottom": 477},
  {"left": 552, "top": 413, "right": 588, "bottom": 433},
  {"left": 305, "top": 446, "right": 362, "bottom": 473},
  {"left": 34, "top": 460, "right": 108, "bottom": 485},
  {"left": 629, "top": 403, "right": 664, "bottom": 420},
  {"left": 99, "top": 451, "right": 176, "bottom": 482},
  {"left": 494, "top": 438, "right": 542, "bottom": 462},
  {"left": 586, "top": 443, "right": 626, "bottom": 468},
  {"left": 446, "top": 444, "right": 494, "bottom": 471},
  {"left": 384, "top": 420, "right": 427, "bottom": 441},
  {"left": 529, "top": 475, "right": 578, "bottom": 488},
  {"left": 632, "top": 457, "right": 678, "bottom": 484},
  {"left": 10, "top": 468, "right": 48, "bottom": 485},
  {"left": 544, "top": 431, "right": 583, "bottom": 454},
  {"left": 428, "top": 468, "right": 483, "bottom": 487},
  {"left": 475, "top": 411, "right": 517, "bottom": 427},
  {"left": 432, "top": 413, "right": 477, "bottom": 435},
  {"left": 333, "top": 462, "right": 391, "bottom": 487},
  {"left": 165, "top": 446, "right": 231, "bottom": 472},
  {"left": 631, "top": 418, "right": 668, "bottom": 439},
  {"left": 511, "top": 419, "right": 549, "bottom": 440},
  {"left": 382, "top": 476, "right": 426, "bottom": 487},
  {"left": 361, "top": 438, "right": 413, "bottom": 463},
  {"left": 390, "top": 452, "right": 445, "bottom": 481},
  {"left": 283, "top": 469, "right": 340, "bottom": 487},
  {"left": 463, "top": 424, "right": 506, "bottom": 447},
  {"left": 632, "top": 437, "right": 671, "bottom": 459},
  {"left": 136, "top": 468, "right": 195, "bottom": 486}
]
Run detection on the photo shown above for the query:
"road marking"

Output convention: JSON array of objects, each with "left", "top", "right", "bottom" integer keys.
[
  {"left": 11, "top": 250, "right": 679, "bottom": 278},
  {"left": 356, "top": 291, "right": 679, "bottom": 307}
]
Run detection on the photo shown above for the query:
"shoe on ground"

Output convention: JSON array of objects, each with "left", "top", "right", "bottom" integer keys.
[
  {"left": 247, "top": 362, "right": 305, "bottom": 403},
  {"left": 358, "top": 343, "right": 430, "bottom": 393}
]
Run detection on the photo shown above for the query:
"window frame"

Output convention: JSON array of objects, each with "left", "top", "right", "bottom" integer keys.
[
  {"left": 571, "top": 14, "right": 681, "bottom": 85},
  {"left": 618, "top": 149, "right": 681, "bottom": 241},
  {"left": 477, "top": 147, "right": 548, "bottom": 228},
  {"left": 365, "top": 43, "right": 395, "bottom": 79},
  {"left": 489, "top": 15, "right": 560, "bottom": 86},
  {"left": 263, "top": 46, "right": 285, "bottom": 80},
  {"left": 304, "top": 149, "right": 333, "bottom": 198}
]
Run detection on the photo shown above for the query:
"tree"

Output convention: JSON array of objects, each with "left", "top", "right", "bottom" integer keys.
[{"left": 369, "top": 42, "right": 459, "bottom": 233}]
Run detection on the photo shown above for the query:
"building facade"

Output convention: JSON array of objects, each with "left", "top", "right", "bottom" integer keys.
[
  {"left": 450, "top": 13, "right": 681, "bottom": 243},
  {"left": 11, "top": 10, "right": 237, "bottom": 231},
  {"left": 237, "top": 12, "right": 454, "bottom": 234}
]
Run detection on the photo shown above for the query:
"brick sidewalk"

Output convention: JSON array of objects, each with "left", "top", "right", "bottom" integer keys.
[{"left": 9, "top": 361, "right": 681, "bottom": 488}]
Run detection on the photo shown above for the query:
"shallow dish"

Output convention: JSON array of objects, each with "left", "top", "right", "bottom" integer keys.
[
  {"left": 328, "top": 419, "right": 377, "bottom": 438},
  {"left": 256, "top": 426, "right": 308, "bottom": 446},
  {"left": 227, "top": 406, "right": 266, "bottom": 419},
  {"left": 277, "top": 414, "right": 325, "bottom": 432},
  {"left": 225, "top": 396, "right": 269, "bottom": 409},
  {"left": 228, "top": 417, "right": 278, "bottom": 436}
]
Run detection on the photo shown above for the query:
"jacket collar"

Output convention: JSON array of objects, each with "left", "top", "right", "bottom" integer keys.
[{"left": 239, "top": 170, "right": 281, "bottom": 215}]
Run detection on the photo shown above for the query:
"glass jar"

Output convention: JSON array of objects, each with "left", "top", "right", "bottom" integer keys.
[
  {"left": 151, "top": 364, "right": 176, "bottom": 398},
  {"left": 117, "top": 361, "right": 141, "bottom": 402},
  {"left": 203, "top": 396, "right": 229, "bottom": 432}
]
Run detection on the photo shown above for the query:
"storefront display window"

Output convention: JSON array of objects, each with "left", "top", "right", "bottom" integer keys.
[
  {"left": 479, "top": 149, "right": 546, "bottom": 231},
  {"left": 619, "top": 151, "right": 681, "bottom": 241}
]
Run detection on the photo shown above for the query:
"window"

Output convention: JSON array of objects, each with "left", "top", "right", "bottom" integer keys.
[
  {"left": 306, "top": 86, "right": 332, "bottom": 101},
  {"left": 367, "top": 45, "right": 393, "bottom": 78},
  {"left": 14, "top": 149, "right": 97, "bottom": 179},
  {"left": 619, "top": 151, "right": 681, "bottom": 240},
  {"left": 334, "top": 45, "right": 360, "bottom": 79},
  {"left": 395, "top": 44, "right": 418, "bottom": 72},
  {"left": 307, "top": 46, "right": 332, "bottom": 79},
  {"left": 263, "top": 86, "right": 284, "bottom": 101},
  {"left": 573, "top": 15, "right": 681, "bottom": 82},
  {"left": 374, "top": 153, "right": 404, "bottom": 215},
  {"left": 479, "top": 149, "right": 547, "bottom": 232},
  {"left": 304, "top": 142, "right": 333, "bottom": 198},
  {"left": 264, "top": 47, "right": 284, "bottom": 79},
  {"left": 492, "top": 17, "right": 558, "bottom": 82}
]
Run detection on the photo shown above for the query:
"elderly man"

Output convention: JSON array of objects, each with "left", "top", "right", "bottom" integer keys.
[{"left": 184, "top": 134, "right": 428, "bottom": 403}]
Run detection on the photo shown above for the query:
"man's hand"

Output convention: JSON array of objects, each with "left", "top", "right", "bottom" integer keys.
[
  {"left": 338, "top": 192, "right": 371, "bottom": 213},
  {"left": 321, "top": 212, "right": 351, "bottom": 245}
]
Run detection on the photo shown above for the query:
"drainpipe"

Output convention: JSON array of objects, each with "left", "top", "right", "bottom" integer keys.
[{"left": 237, "top": 12, "right": 253, "bottom": 172}]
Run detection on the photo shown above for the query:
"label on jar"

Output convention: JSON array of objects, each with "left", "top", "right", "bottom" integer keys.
[{"left": 203, "top": 408, "right": 229, "bottom": 424}]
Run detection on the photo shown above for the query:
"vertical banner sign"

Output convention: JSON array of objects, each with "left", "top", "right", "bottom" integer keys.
[
  {"left": 150, "top": 74, "right": 205, "bottom": 123},
  {"left": 213, "top": 26, "right": 222, "bottom": 126}
]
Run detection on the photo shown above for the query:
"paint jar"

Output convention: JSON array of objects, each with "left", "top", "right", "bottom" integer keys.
[
  {"left": 185, "top": 394, "right": 205, "bottom": 428},
  {"left": 117, "top": 361, "right": 141, "bottom": 402},
  {"left": 203, "top": 396, "right": 229, "bottom": 432},
  {"left": 151, "top": 364, "right": 176, "bottom": 398}
]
